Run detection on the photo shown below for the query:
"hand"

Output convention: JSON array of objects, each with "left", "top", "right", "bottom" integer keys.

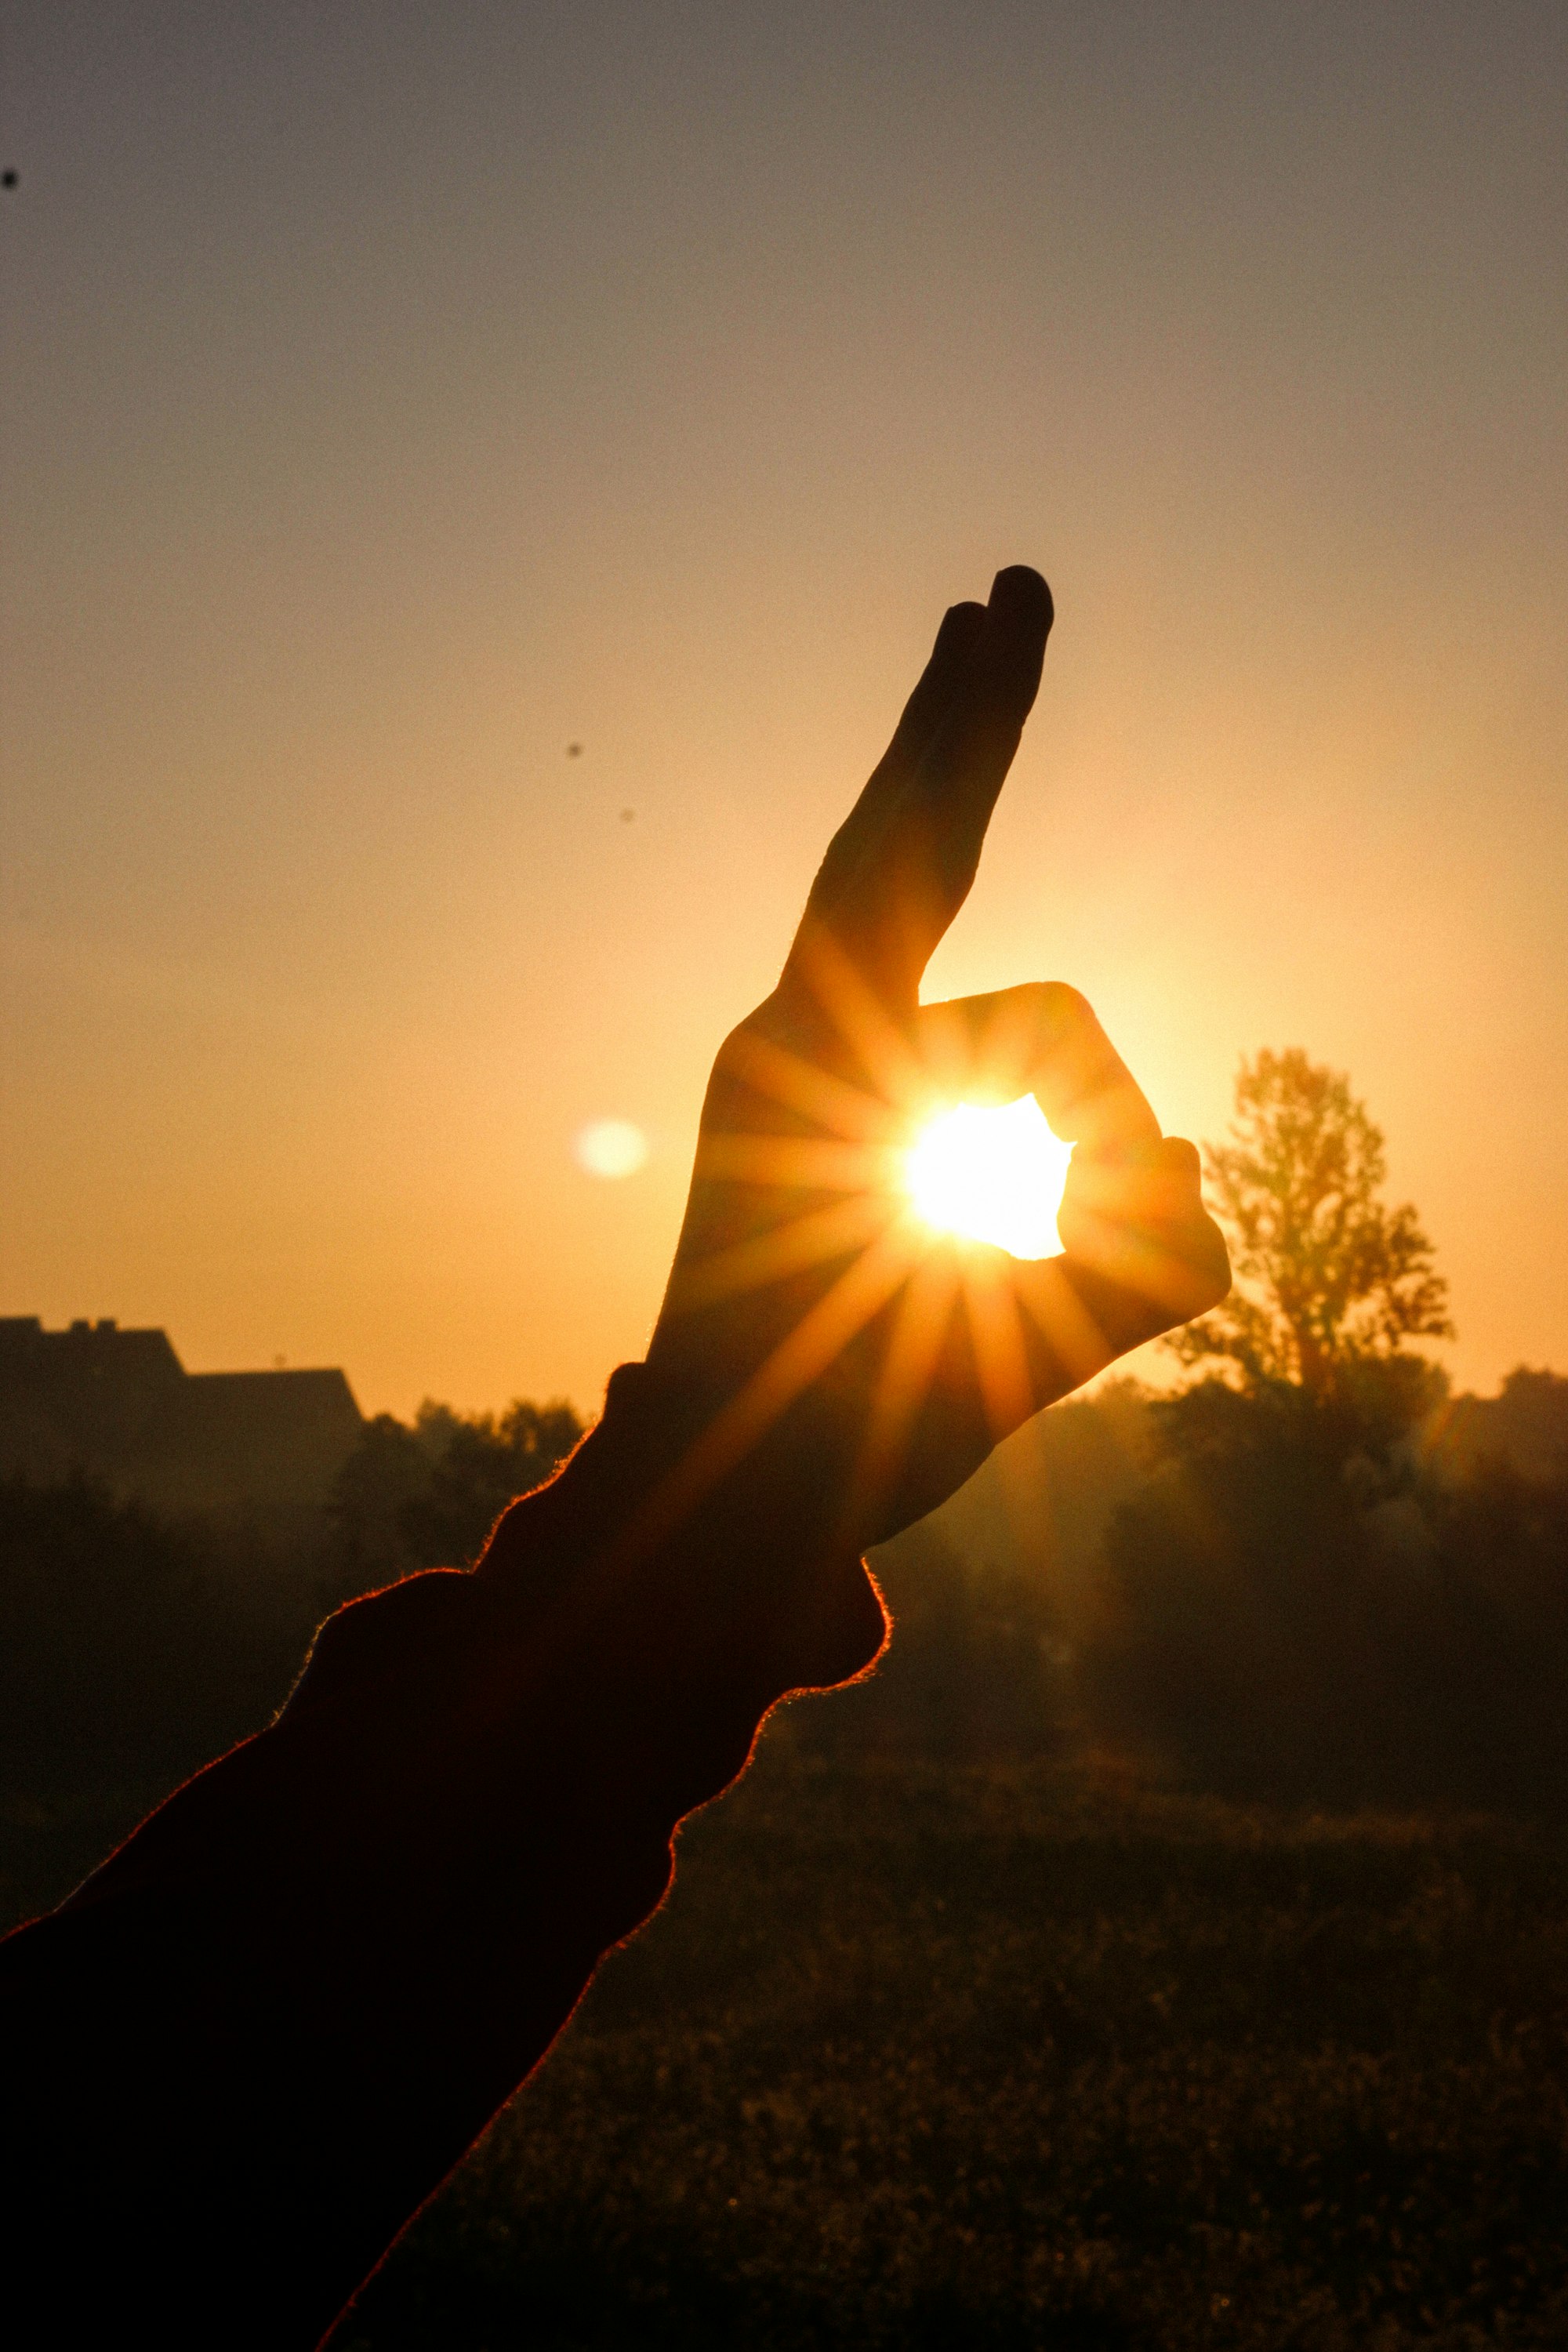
[{"left": 644, "top": 568, "right": 1229, "bottom": 1553}]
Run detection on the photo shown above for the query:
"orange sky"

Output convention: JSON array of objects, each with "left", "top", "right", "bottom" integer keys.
[{"left": 2, "top": 2, "right": 1566, "bottom": 1419}]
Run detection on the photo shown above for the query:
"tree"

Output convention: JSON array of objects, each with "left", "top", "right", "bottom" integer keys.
[
  {"left": 1168, "top": 1047, "right": 1452, "bottom": 1406},
  {"left": 326, "top": 1396, "right": 585, "bottom": 1589},
  {"left": 400, "top": 1398, "right": 586, "bottom": 1570},
  {"left": 1074, "top": 1054, "right": 1568, "bottom": 1812},
  {"left": 0, "top": 1474, "right": 322, "bottom": 1813}
]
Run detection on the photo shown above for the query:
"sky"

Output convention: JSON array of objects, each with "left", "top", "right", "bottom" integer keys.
[{"left": 2, "top": 0, "right": 1565, "bottom": 1420}]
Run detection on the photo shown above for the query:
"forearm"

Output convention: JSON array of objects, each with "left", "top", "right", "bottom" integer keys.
[{"left": 0, "top": 1363, "right": 886, "bottom": 2349}]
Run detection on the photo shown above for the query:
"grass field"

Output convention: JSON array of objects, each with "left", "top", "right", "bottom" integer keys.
[{"left": 325, "top": 1723, "right": 1568, "bottom": 2350}]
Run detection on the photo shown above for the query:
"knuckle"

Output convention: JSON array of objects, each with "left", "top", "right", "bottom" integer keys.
[{"left": 1029, "top": 980, "right": 1093, "bottom": 1027}]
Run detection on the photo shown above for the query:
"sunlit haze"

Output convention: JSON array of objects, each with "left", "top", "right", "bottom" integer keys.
[
  {"left": 2, "top": 2, "right": 1565, "bottom": 1415},
  {"left": 906, "top": 1101, "right": 1070, "bottom": 1262}
]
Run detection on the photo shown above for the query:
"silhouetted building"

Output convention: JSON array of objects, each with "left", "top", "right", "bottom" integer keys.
[{"left": 0, "top": 1317, "right": 363, "bottom": 1519}]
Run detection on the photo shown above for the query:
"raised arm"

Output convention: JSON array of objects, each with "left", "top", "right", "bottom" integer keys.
[{"left": 0, "top": 569, "right": 1226, "bottom": 2349}]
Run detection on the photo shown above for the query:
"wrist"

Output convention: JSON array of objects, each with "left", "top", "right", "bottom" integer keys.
[{"left": 477, "top": 1358, "right": 886, "bottom": 1704}]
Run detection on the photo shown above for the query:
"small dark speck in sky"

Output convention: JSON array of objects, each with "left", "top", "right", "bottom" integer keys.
[
  {"left": 2, "top": 171, "right": 17, "bottom": 189},
  {"left": 620, "top": 808, "right": 636, "bottom": 823},
  {"left": 565, "top": 742, "right": 583, "bottom": 758}
]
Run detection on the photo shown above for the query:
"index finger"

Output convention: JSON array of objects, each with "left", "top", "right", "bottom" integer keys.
[
  {"left": 784, "top": 567, "right": 1052, "bottom": 1014},
  {"left": 913, "top": 983, "right": 1163, "bottom": 1151}
]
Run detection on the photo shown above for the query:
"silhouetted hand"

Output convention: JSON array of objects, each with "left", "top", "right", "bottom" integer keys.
[{"left": 645, "top": 568, "right": 1229, "bottom": 1552}]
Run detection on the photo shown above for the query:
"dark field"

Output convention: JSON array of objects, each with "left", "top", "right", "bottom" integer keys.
[
  {"left": 7, "top": 1421, "right": 1568, "bottom": 2349},
  {"left": 326, "top": 1730, "right": 1568, "bottom": 2351}
]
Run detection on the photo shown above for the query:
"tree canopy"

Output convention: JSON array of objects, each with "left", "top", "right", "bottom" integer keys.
[
  {"left": 328, "top": 1396, "right": 585, "bottom": 1587},
  {"left": 1169, "top": 1047, "right": 1452, "bottom": 1403}
]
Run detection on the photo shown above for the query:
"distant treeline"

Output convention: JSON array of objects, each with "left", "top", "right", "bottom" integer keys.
[
  {"left": 4, "top": 1370, "right": 1568, "bottom": 1922},
  {"left": 818, "top": 1366, "right": 1568, "bottom": 1817},
  {"left": 1076, "top": 1370, "right": 1568, "bottom": 1813}
]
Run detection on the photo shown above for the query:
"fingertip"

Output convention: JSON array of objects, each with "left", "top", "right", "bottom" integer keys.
[
  {"left": 933, "top": 600, "right": 988, "bottom": 656},
  {"left": 982, "top": 568, "right": 1052, "bottom": 717},
  {"left": 989, "top": 566, "right": 1054, "bottom": 635}
]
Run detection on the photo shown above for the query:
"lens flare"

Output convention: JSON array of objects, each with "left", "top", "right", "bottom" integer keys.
[
  {"left": 575, "top": 1118, "right": 649, "bottom": 1178},
  {"left": 905, "top": 1096, "right": 1071, "bottom": 1260}
]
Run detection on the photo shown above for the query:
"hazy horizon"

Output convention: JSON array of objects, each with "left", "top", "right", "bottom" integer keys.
[{"left": 4, "top": 2, "right": 1566, "bottom": 1419}]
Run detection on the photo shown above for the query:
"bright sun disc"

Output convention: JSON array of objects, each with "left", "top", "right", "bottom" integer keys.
[{"left": 905, "top": 1097, "right": 1071, "bottom": 1260}]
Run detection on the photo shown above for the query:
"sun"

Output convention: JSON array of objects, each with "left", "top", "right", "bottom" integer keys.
[{"left": 904, "top": 1096, "right": 1072, "bottom": 1260}]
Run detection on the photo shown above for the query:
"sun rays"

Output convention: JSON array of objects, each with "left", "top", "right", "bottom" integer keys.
[
  {"left": 639, "top": 946, "right": 1139, "bottom": 1549},
  {"left": 592, "top": 565, "right": 1228, "bottom": 1587}
]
